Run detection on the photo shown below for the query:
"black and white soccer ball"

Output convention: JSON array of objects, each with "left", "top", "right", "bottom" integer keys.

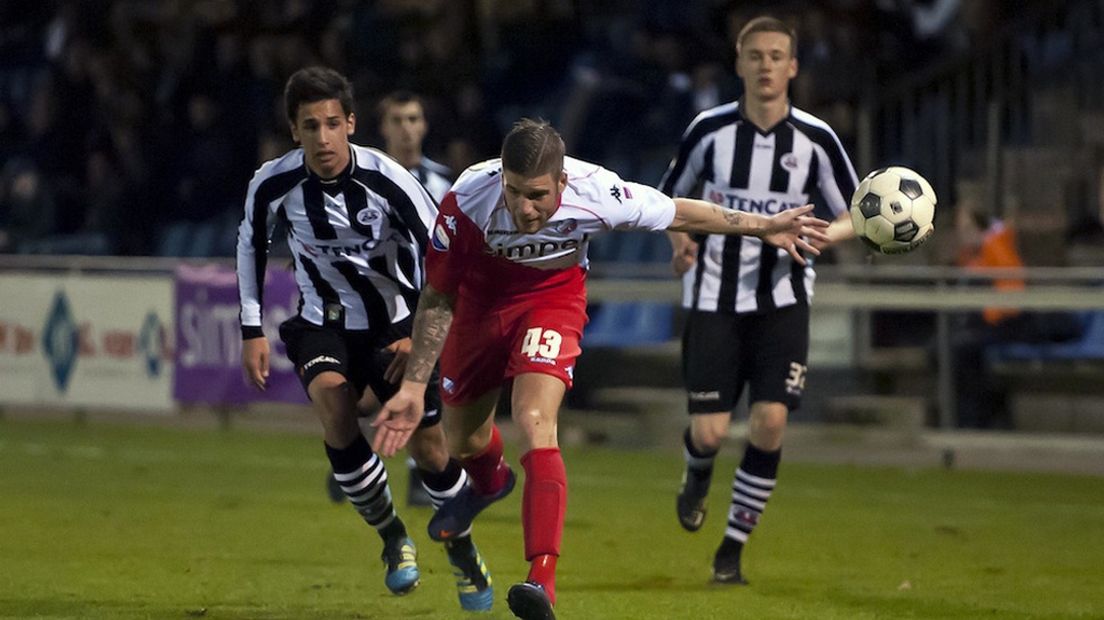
[{"left": 849, "top": 166, "right": 937, "bottom": 254}]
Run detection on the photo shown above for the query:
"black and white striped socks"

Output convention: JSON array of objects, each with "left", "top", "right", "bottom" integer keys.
[
  {"left": 726, "top": 443, "right": 780, "bottom": 544},
  {"left": 325, "top": 434, "right": 398, "bottom": 533}
]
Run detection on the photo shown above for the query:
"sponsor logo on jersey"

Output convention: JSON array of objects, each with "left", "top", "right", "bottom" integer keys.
[
  {"left": 529, "top": 356, "right": 556, "bottom": 365},
  {"left": 444, "top": 214, "right": 457, "bottom": 234},
  {"left": 565, "top": 365, "right": 574, "bottom": 380},
  {"left": 485, "top": 233, "right": 588, "bottom": 259},
  {"left": 780, "top": 153, "right": 799, "bottom": 171},
  {"left": 442, "top": 376, "right": 455, "bottom": 393},
  {"left": 705, "top": 190, "right": 804, "bottom": 215},
  {"left": 301, "top": 238, "right": 381, "bottom": 257},
  {"left": 609, "top": 185, "right": 622, "bottom": 204},
  {"left": 623, "top": 185, "right": 633, "bottom": 199},
  {"left": 355, "top": 208, "right": 381, "bottom": 225},
  {"left": 432, "top": 223, "right": 451, "bottom": 251}
]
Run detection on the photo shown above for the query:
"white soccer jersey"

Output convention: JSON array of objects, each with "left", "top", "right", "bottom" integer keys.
[
  {"left": 237, "top": 145, "right": 437, "bottom": 334},
  {"left": 659, "top": 101, "right": 858, "bottom": 314},
  {"left": 427, "top": 156, "right": 676, "bottom": 301},
  {"left": 409, "top": 156, "right": 453, "bottom": 203}
]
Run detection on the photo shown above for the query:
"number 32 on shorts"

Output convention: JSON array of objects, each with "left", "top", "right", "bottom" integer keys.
[{"left": 521, "top": 327, "right": 562, "bottom": 359}]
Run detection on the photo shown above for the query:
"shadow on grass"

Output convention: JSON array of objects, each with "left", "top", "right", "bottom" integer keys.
[
  {"left": 0, "top": 597, "right": 443, "bottom": 619},
  {"left": 566, "top": 574, "right": 718, "bottom": 593}
]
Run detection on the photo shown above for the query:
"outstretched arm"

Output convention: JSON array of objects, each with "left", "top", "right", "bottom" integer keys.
[
  {"left": 668, "top": 199, "right": 831, "bottom": 265},
  {"left": 371, "top": 283, "right": 456, "bottom": 456}
]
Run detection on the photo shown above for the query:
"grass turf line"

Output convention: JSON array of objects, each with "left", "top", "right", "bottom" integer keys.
[{"left": 1, "top": 418, "right": 1102, "bottom": 619}]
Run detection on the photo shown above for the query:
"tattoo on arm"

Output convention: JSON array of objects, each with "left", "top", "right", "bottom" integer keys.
[
  {"left": 405, "top": 286, "right": 454, "bottom": 383},
  {"left": 722, "top": 208, "right": 744, "bottom": 228}
]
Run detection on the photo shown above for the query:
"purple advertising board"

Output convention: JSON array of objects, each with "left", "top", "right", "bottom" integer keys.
[{"left": 173, "top": 264, "right": 308, "bottom": 404}]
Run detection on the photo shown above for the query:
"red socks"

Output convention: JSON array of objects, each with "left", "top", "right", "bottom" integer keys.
[
  {"left": 461, "top": 424, "right": 511, "bottom": 497},
  {"left": 521, "top": 447, "right": 567, "bottom": 604}
]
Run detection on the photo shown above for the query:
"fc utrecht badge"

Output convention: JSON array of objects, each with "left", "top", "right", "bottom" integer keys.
[{"left": 432, "top": 223, "right": 451, "bottom": 251}]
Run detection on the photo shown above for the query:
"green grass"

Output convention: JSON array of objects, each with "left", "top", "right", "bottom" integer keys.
[{"left": 1, "top": 418, "right": 1102, "bottom": 619}]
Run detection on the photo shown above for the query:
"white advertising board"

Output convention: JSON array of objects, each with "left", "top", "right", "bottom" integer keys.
[{"left": 0, "top": 273, "right": 174, "bottom": 411}]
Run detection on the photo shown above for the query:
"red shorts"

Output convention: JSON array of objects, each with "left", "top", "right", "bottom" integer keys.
[{"left": 438, "top": 294, "right": 587, "bottom": 406}]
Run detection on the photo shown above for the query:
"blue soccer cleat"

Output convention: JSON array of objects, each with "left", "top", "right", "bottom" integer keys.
[
  {"left": 506, "top": 581, "right": 555, "bottom": 620},
  {"left": 381, "top": 535, "right": 420, "bottom": 595},
  {"left": 428, "top": 468, "right": 516, "bottom": 542},
  {"left": 446, "top": 536, "right": 494, "bottom": 611}
]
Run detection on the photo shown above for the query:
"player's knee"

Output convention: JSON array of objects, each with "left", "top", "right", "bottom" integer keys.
[
  {"left": 696, "top": 427, "right": 726, "bottom": 451},
  {"left": 749, "top": 404, "right": 788, "bottom": 444},
  {"left": 512, "top": 407, "right": 557, "bottom": 448},
  {"left": 690, "top": 414, "right": 730, "bottom": 451},
  {"left": 308, "top": 374, "right": 356, "bottom": 421}
]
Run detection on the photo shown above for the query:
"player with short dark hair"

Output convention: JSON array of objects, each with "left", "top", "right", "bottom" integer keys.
[
  {"left": 378, "top": 90, "right": 453, "bottom": 203},
  {"left": 659, "top": 16, "right": 859, "bottom": 584},
  {"left": 237, "top": 66, "right": 493, "bottom": 611},
  {"left": 371, "top": 118, "right": 831, "bottom": 619},
  {"left": 377, "top": 89, "right": 453, "bottom": 507}
]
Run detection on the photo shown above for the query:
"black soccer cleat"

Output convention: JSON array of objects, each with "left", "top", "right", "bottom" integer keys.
[
  {"left": 712, "top": 541, "right": 748, "bottom": 585},
  {"left": 381, "top": 535, "right": 420, "bottom": 595},
  {"left": 445, "top": 536, "right": 494, "bottom": 611},
  {"left": 507, "top": 581, "right": 555, "bottom": 620},
  {"left": 676, "top": 468, "right": 709, "bottom": 532}
]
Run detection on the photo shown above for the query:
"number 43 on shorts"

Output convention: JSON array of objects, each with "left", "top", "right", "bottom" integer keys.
[{"left": 521, "top": 327, "right": 562, "bottom": 358}]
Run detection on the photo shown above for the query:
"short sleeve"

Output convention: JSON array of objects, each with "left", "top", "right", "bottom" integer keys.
[
  {"left": 426, "top": 192, "right": 478, "bottom": 295},
  {"left": 594, "top": 166, "right": 676, "bottom": 232}
]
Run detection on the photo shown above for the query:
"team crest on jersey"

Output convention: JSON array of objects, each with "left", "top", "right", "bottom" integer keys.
[
  {"left": 355, "top": 208, "right": 381, "bottom": 226},
  {"left": 780, "top": 153, "right": 799, "bottom": 171},
  {"left": 432, "top": 223, "right": 451, "bottom": 251},
  {"left": 553, "top": 218, "right": 577, "bottom": 234}
]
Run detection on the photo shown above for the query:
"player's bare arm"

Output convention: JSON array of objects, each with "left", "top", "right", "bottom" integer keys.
[
  {"left": 667, "top": 230, "right": 699, "bottom": 275},
  {"left": 382, "top": 337, "right": 412, "bottom": 384},
  {"left": 371, "top": 283, "right": 456, "bottom": 456},
  {"left": 811, "top": 211, "right": 858, "bottom": 251},
  {"left": 668, "top": 199, "right": 831, "bottom": 265},
  {"left": 241, "top": 336, "right": 270, "bottom": 390}
]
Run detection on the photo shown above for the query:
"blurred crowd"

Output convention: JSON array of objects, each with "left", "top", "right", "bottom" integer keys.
[{"left": 0, "top": 0, "right": 1016, "bottom": 257}]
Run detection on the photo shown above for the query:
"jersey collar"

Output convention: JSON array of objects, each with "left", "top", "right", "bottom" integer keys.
[
  {"left": 305, "top": 145, "right": 356, "bottom": 187},
  {"left": 736, "top": 98, "right": 792, "bottom": 135}
]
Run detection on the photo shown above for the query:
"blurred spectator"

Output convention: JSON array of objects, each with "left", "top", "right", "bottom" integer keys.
[
  {"left": 0, "top": 159, "right": 56, "bottom": 253},
  {"left": 950, "top": 200, "right": 1082, "bottom": 428},
  {"left": 0, "top": 1, "right": 1009, "bottom": 257},
  {"left": 376, "top": 91, "right": 453, "bottom": 201}
]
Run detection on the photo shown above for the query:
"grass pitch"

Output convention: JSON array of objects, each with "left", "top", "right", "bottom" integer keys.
[{"left": 1, "top": 417, "right": 1102, "bottom": 619}]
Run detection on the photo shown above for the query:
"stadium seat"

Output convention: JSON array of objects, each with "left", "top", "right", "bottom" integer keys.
[
  {"left": 584, "top": 302, "right": 674, "bottom": 348},
  {"left": 988, "top": 310, "right": 1104, "bottom": 363}
]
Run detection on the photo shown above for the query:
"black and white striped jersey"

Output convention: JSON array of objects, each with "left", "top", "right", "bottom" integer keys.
[
  {"left": 408, "top": 156, "right": 453, "bottom": 203},
  {"left": 237, "top": 144, "right": 437, "bottom": 335},
  {"left": 659, "top": 100, "right": 857, "bottom": 314}
]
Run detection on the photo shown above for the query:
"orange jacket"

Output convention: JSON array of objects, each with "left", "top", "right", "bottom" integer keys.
[{"left": 958, "top": 222, "right": 1024, "bottom": 325}]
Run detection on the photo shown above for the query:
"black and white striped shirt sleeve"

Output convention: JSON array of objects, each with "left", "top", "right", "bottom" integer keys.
[
  {"left": 658, "top": 112, "right": 711, "bottom": 198},
  {"left": 236, "top": 159, "right": 294, "bottom": 339}
]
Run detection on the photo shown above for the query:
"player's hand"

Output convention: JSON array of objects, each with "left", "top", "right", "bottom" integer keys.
[
  {"left": 670, "top": 234, "right": 698, "bottom": 276},
  {"left": 371, "top": 383, "right": 427, "bottom": 457},
  {"left": 383, "top": 337, "right": 412, "bottom": 384},
  {"left": 761, "top": 204, "right": 831, "bottom": 265},
  {"left": 242, "top": 337, "right": 270, "bottom": 390}
]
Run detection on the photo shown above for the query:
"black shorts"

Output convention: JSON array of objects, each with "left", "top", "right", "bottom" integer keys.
[
  {"left": 682, "top": 304, "right": 809, "bottom": 414},
  {"left": 278, "top": 316, "right": 441, "bottom": 428}
]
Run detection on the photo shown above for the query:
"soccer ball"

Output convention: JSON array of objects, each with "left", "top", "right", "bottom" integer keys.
[{"left": 849, "top": 166, "right": 937, "bottom": 254}]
